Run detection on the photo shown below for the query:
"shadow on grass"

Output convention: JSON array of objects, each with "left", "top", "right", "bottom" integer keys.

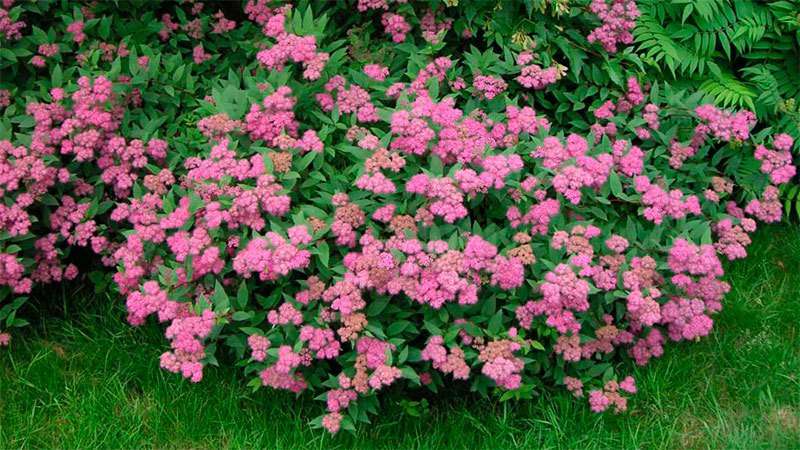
[{"left": 1, "top": 225, "right": 799, "bottom": 449}]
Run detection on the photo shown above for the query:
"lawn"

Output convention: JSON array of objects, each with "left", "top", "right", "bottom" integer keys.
[{"left": 1, "top": 225, "right": 799, "bottom": 449}]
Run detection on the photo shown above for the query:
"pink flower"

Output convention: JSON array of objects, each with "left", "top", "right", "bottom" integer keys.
[
  {"left": 363, "top": 64, "right": 389, "bottom": 81},
  {"left": 66, "top": 21, "right": 85, "bottom": 44},
  {"left": 193, "top": 45, "right": 211, "bottom": 64}
]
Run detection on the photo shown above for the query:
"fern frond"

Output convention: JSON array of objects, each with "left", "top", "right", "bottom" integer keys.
[{"left": 698, "top": 71, "right": 757, "bottom": 110}]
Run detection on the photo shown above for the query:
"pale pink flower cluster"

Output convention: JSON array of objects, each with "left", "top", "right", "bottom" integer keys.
[
  {"left": 31, "top": 43, "right": 59, "bottom": 68},
  {"left": 553, "top": 151, "right": 613, "bottom": 204},
  {"left": 356, "top": 336, "right": 401, "bottom": 388},
  {"left": 331, "top": 193, "right": 365, "bottom": 247},
  {"left": 660, "top": 297, "right": 713, "bottom": 341},
  {"left": 245, "top": 0, "right": 280, "bottom": 26},
  {"left": 255, "top": 11, "right": 329, "bottom": 80},
  {"left": 616, "top": 77, "right": 644, "bottom": 112},
  {"left": 630, "top": 329, "right": 664, "bottom": 365},
  {"left": 587, "top": 0, "right": 639, "bottom": 53},
  {"left": 662, "top": 238, "right": 730, "bottom": 341},
  {"left": 531, "top": 134, "right": 614, "bottom": 204},
  {"left": 626, "top": 289, "right": 662, "bottom": 327},
  {"left": 327, "top": 233, "right": 523, "bottom": 312},
  {"left": 633, "top": 175, "right": 701, "bottom": 224},
  {"left": 321, "top": 388, "right": 358, "bottom": 433},
  {"left": 473, "top": 75, "right": 507, "bottom": 100},
  {"left": 564, "top": 376, "right": 584, "bottom": 397},
  {"left": 38, "top": 43, "right": 57, "bottom": 57},
  {"left": 642, "top": 103, "right": 660, "bottom": 131},
  {"left": 611, "top": 139, "right": 644, "bottom": 176},
  {"left": 668, "top": 141, "right": 695, "bottom": 169},
  {"left": 0, "top": 89, "right": 9, "bottom": 108},
  {"left": 754, "top": 134, "right": 796, "bottom": 184},
  {"left": 457, "top": 154, "right": 524, "bottom": 194},
  {"left": 158, "top": 14, "right": 179, "bottom": 41},
  {"left": 506, "top": 105, "right": 550, "bottom": 138},
  {"left": 421, "top": 336, "right": 470, "bottom": 379},
  {"left": 126, "top": 280, "right": 181, "bottom": 326},
  {"left": 479, "top": 340, "right": 523, "bottom": 389},
  {"left": 197, "top": 113, "right": 242, "bottom": 139},
  {"left": 268, "top": 301, "right": 304, "bottom": 326}
]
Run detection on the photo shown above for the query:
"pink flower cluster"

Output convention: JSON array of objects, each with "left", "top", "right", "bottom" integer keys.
[
  {"left": 745, "top": 185, "right": 782, "bottom": 223},
  {"left": 363, "top": 64, "right": 389, "bottom": 81},
  {"left": 587, "top": 0, "right": 639, "bottom": 53},
  {"left": 694, "top": 105, "right": 756, "bottom": 143},
  {"left": 316, "top": 75, "right": 379, "bottom": 123},
  {"left": 473, "top": 75, "right": 507, "bottom": 100},
  {"left": 255, "top": 10, "right": 328, "bottom": 80},
  {"left": 0, "top": 253, "right": 30, "bottom": 294},
  {"left": 260, "top": 345, "right": 309, "bottom": 393},
  {"left": 516, "top": 52, "right": 560, "bottom": 90},
  {"left": 381, "top": 12, "right": 410, "bottom": 43},
  {"left": 421, "top": 336, "right": 470, "bottom": 379},
  {"left": 479, "top": 340, "right": 523, "bottom": 389},
  {"left": 160, "top": 310, "right": 216, "bottom": 382},
  {"left": 754, "top": 134, "right": 796, "bottom": 184},
  {"left": 517, "top": 264, "right": 590, "bottom": 334},
  {"left": 233, "top": 232, "right": 311, "bottom": 281},
  {"left": 531, "top": 134, "right": 613, "bottom": 205},
  {"left": 406, "top": 174, "right": 468, "bottom": 223},
  {"left": 588, "top": 377, "right": 636, "bottom": 412},
  {"left": 419, "top": 9, "right": 452, "bottom": 44},
  {"left": 0, "top": 1, "right": 25, "bottom": 40},
  {"left": 633, "top": 175, "right": 701, "bottom": 224}
]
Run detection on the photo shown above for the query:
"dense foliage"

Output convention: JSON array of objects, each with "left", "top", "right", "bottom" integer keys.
[{"left": 0, "top": 0, "right": 797, "bottom": 434}]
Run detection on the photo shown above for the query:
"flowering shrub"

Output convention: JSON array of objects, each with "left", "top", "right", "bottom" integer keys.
[{"left": 1, "top": 0, "right": 798, "bottom": 435}]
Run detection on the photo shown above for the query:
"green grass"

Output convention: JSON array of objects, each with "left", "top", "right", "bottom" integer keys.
[{"left": 1, "top": 225, "right": 799, "bottom": 449}]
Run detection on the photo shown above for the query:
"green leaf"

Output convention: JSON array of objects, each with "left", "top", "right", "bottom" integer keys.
[
  {"left": 236, "top": 282, "right": 249, "bottom": 309},
  {"left": 488, "top": 310, "right": 503, "bottom": 335},
  {"left": 212, "top": 281, "right": 230, "bottom": 312},
  {"left": 317, "top": 241, "right": 329, "bottom": 267},
  {"left": 608, "top": 170, "right": 623, "bottom": 198}
]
